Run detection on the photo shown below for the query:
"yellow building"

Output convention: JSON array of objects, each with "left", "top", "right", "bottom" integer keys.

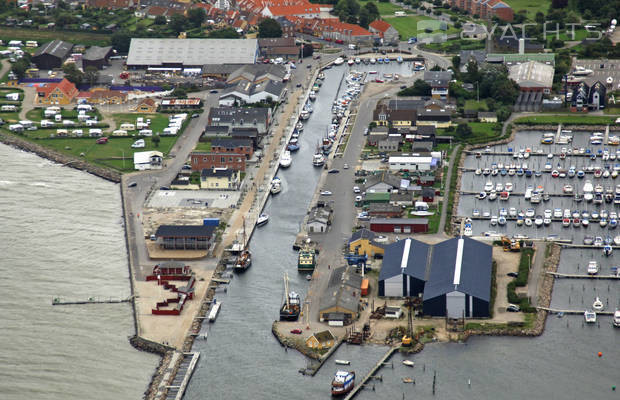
[
  {"left": 35, "top": 78, "right": 78, "bottom": 105},
  {"left": 305, "top": 330, "right": 335, "bottom": 350},
  {"left": 372, "top": 103, "right": 415, "bottom": 128},
  {"left": 348, "top": 229, "right": 385, "bottom": 258},
  {"left": 200, "top": 168, "right": 240, "bottom": 190},
  {"left": 135, "top": 98, "right": 157, "bottom": 113}
]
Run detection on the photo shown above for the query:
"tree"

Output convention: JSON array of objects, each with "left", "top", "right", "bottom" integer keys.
[
  {"left": 187, "top": 8, "right": 206, "bottom": 28},
  {"left": 169, "top": 14, "right": 187, "bottom": 34},
  {"left": 398, "top": 79, "right": 431, "bottom": 96},
  {"left": 208, "top": 27, "right": 239, "bottom": 38},
  {"left": 111, "top": 31, "right": 132, "bottom": 53},
  {"left": 154, "top": 15, "right": 167, "bottom": 25},
  {"left": 152, "top": 135, "right": 161, "bottom": 147},
  {"left": 171, "top": 86, "right": 187, "bottom": 98},
  {"left": 84, "top": 66, "right": 99, "bottom": 86},
  {"left": 456, "top": 123, "right": 472, "bottom": 137},
  {"left": 62, "top": 63, "right": 83, "bottom": 86},
  {"left": 464, "top": 60, "right": 480, "bottom": 83},
  {"left": 11, "top": 58, "right": 29, "bottom": 79},
  {"left": 258, "top": 18, "right": 282, "bottom": 38},
  {"left": 363, "top": 1, "right": 379, "bottom": 20},
  {"left": 359, "top": 7, "right": 371, "bottom": 29}
]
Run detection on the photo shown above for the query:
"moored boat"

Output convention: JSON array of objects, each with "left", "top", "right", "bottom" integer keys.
[
  {"left": 331, "top": 370, "right": 355, "bottom": 396},
  {"left": 280, "top": 272, "right": 301, "bottom": 321},
  {"left": 256, "top": 213, "right": 269, "bottom": 227},
  {"left": 298, "top": 244, "right": 317, "bottom": 272}
]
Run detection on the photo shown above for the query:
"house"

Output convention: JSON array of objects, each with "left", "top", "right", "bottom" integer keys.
[
  {"left": 367, "top": 126, "right": 389, "bottom": 146},
  {"left": 200, "top": 167, "right": 240, "bottom": 190},
  {"left": 262, "top": 3, "right": 322, "bottom": 19},
  {"left": 370, "top": 218, "right": 429, "bottom": 233},
  {"left": 208, "top": 107, "right": 271, "bottom": 135},
  {"left": 258, "top": 37, "right": 299, "bottom": 59},
  {"left": 388, "top": 152, "right": 442, "bottom": 172},
  {"left": 348, "top": 229, "right": 385, "bottom": 258},
  {"left": 378, "top": 238, "right": 431, "bottom": 297},
  {"left": 319, "top": 266, "right": 362, "bottom": 323},
  {"left": 81, "top": 45, "right": 113, "bottom": 70},
  {"left": 305, "top": 330, "right": 335, "bottom": 350},
  {"left": 363, "top": 171, "right": 404, "bottom": 193},
  {"left": 372, "top": 103, "right": 416, "bottom": 128},
  {"left": 78, "top": 89, "right": 127, "bottom": 105},
  {"left": 230, "top": 127, "right": 260, "bottom": 148},
  {"left": 422, "top": 237, "right": 492, "bottom": 318},
  {"left": 218, "top": 79, "right": 285, "bottom": 106},
  {"left": 35, "top": 78, "right": 79, "bottom": 105},
  {"left": 211, "top": 138, "right": 254, "bottom": 159},
  {"left": 155, "top": 224, "right": 216, "bottom": 250},
  {"left": 190, "top": 152, "right": 246, "bottom": 172},
  {"left": 307, "top": 204, "right": 332, "bottom": 233},
  {"left": 363, "top": 192, "right": 391, "bottom": 206},
  {"left": 509, "top": 61, "right": 554, "bottom": 94},
  {"left": 588, "top": 81, "right": 606, "bottom": 110},
  {"left": 570, "top": 82, "right": 589, "bottom": 112},
  {"left": 389, "top": 192, "right": 414, "bottom": 207},
  {"left": 416, "top": 108, "right": 452, "bottom": 128},
  {"left": 478, "top": 111, "right": 498, "bottom": 123},
  {"left": 289, "top": 17, "right": 375, "bottom": 44},
  {"left": 368, "top": 203, "right": 403, "bottom": 218},
  {"left": 32, "top": 39, "right": 73, "bottom": 69},
  {"left": 424, "top": 71, "right": 453, "bottom": 100},
  {"left": 377, "top": 135, "right": 400, "bottom": 152},
  {"left": 202, "top": 64, "right": 244, "bottom": 80},
  {"left": 422, "top": 186, "right": 436, "bottom": 203},
  {"left": 135, "top": 98, "right": 157, "bottom": 113},
  {"left": 133, "top": 151, "right": 163, "bottom": 170},
  {"left": 276, "top": 16, "right": 296, "bottom": 38},
  {"left": 368, "top": 19, "right": 399, "bottom": 45},
  {"left": 226, "top": 64, "right": 288, "bottom": 85}
]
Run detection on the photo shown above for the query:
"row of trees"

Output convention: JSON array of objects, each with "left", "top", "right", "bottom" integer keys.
[{"left": 333, "top": 0, "right": 380, "bottom": 29}]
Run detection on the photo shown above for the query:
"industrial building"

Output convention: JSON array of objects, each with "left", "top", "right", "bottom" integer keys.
[
  {"left": 154, "top": 225, "right": 216, "bottom": 250},
  {"left": 32, "top": 39, "right": 73, "bottom": 69},
  {"left": 126, "top": 38, "right": 259, "bottom": 69},
  {"left": 81, "top": 45, "right": 113, "bottom": 69},
  {"left": 370, "top": 218, "right": 429, "bottom": 233},
  {"left": 508, "top": 61, "right": 554, "bottom": 94},
  {"left": 319, "top": 266, "right": 362, "bottom": 325},
  {"left": 378, "top": 238, "right": 431, "bottom": 297}
]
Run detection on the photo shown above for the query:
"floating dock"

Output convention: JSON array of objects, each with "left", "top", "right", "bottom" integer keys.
[
  {"left": 343, "top": 346, "right": 399, "bottom": 400},
  {"left": 537, "top": 307, "right": 614, "bottom": 316},
  {"left": 52, "top": 297, "right": 132, "bottom": 306},
  {"left": 163, "top": 352, "right": 200, "bottom": 400},
  {"left": 546, "top": 271, "right": 620, "bottom": 279}
]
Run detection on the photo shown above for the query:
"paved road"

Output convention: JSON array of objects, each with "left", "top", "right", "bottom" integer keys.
[{"left": 437, "top": 143, "right": 461, "bottom": 234}]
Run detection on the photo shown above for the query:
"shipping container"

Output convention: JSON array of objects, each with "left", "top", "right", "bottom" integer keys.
[
  {"left": 361, "top": 278, "right": 369, "bottom": 296},
  {"left": 203, "top": 218, "right": 220, "bottom": 227}
]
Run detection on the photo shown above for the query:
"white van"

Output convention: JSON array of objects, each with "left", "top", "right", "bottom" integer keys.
[
  {"left": 56, "top": 129, "right": 68, "bottom": 136},
  {"left": 131, "top": 139, "right": 145, "bottom": 148},
  {"left": 139, "top": 129, "right": 153, "bottom": 136},
  {"left": 9, "top": 124, "right": 23, "bottom": 132},
  {"left": 40, "top": 119, "right": 55, "bottom": 127},
  {"left": 6, "top": 92, "right": 19, "bottom": 101},
  {"left": 136, "top": 117, "right": 144, "bottom": 124},
  {"left": 89, "top": 128, "right": 103, "bottom": 136},
  {"left": 1, "top": 105, "right": 17, "bottom": 112},
  {"left": 54, "top": 114, "right": 62, "bottom": 122},
  {"left": 72, "top": 129, "right": 83, "bottom": 137},
  {"left": 112, "top": 129, "right": 128, "bottom": 136},
  {"left": 120, "top": 123, "right": 135, "bottom": 131},
  {"left": 163, "top": 127, "right": 178, "bottom": 135}
]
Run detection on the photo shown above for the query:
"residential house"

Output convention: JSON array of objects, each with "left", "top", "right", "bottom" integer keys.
[
  {"left": 348, "top": 229, "right": 385, "bottom": 258},
  {"left": 218, "top": 79, "right": 285, "bottom": 106},
  {"left": 446, "top": 0, "right": 513, "bottom": 21},
  {"left": 478, "top": 111, "right": 497, "bottom": 122},
  {"left": 262, "top": 3, "right": 321, "bottom": 19},
  {"left": 372, "top": 103, "right": 416, "bottom": 128},
  {"left": 135, "top": 98, "right": 157, "bottom": 113},
  {"left": 377, "top": 135, "right": 400, "bottom": 152},
  {"left": 77, "top": 89, "right": 127, "bottom": 105},
  {"left": 389, "top": 192, "right": 415, "bottom": 207},
  {"left": 200, "top": 167, "right": 240, "bottom": 190},
  {"left": 230, "top": 127, "right": 260, "bottom": 148},
  {"left": 363, "top": 171, "right": 404, "bottom": 193},
  {"left": 211, "top": 138, "right": 254, "bottom": 159},
  {"left": 226, "top": 64, "right": 288, "bottom": 85},
  {"left": 35, "top": 78, "right": 79, "bottom": 105},
  {"left": 190, "top": 152, "right": 246, "bottom": 172},
  {"left": 368, "top": 19, "right": 399, "bottom": 45},
  {"left": 86, "top": 0, "right": 135, "bottom": 7},
  {"left": 367, "top": 126, "right": 389, "bottom": 146},
  {"left": 416, "top": 108, "right": 452, "bottom": 128},
  {"left": 32, "top": 39, "right": 73, "bottom": 69},
  {"left": 208, "top": 107, "right": 271, "bottom": 135},
  {"left": 305, "top": 330, "right": 335, "bottom": 350},
  {"left": 133, "top": 151, "right": 163, "bottom": 170},
  {"left": 155, "top": 224, "right": 216, "bottom": 250},
  {"left": 288, "top": 17, "right": 374, "bottom": 44},
  {"left": 422, "top": 186, "right": 436, "bottom": 203},
  {"left": 258, "top": 37, "right": 299, "bottom": 60},
  {"left": 276, "top": 16, "right": 296, "bottom": 38},
  {"left": 368, "top": 203, "right": 403, "bottom": 218},
  {"left": 423, "top": 71, "right": 452, "bottom": 100},
  {"left": 588, "top": 81, "right": 606, "bottom": 110}
]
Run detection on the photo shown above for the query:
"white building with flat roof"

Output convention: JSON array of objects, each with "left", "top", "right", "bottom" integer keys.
[{"left": 133, "top": 151, "right": 163, "bottom": 170}]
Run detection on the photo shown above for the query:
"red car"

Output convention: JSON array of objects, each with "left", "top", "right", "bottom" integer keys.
[
  {"left": 290, "top": 329, "right": 302, "bottom": 334},
  {"left": 96, "top": 137, "right": 108, "bottom": 144},
  {"left": 375, "top": 79, "right": 384, "bottom": 83}
]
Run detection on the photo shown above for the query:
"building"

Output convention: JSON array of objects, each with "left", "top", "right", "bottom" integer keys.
[
  {"left": 155, "top": 224, "right": 216, "bottom": 250},
  {"left": 77, "top": 89, "right": 127, "bottom": 105},
  {"left": 159, "top": 98, "right": 202, "bottom": 110},
  {"left": 307, "top": 204, "right": 332, "bottom": 233},
  {"left": 363, "top": 171, "right": 405, "bottom": 193},
  {"left": 348, "top": 229, "right": 385, "bottom": 258},
  {"left": 319, "top": 266, "right": 362, "bottom": 324},
  {"left": 368, "top": 19, "right": 399, "bottom": 45},
  {"left": 378, "top": 238, "right": 431, "bottom": 297},
  {"left": 372, "top": 103, "right": 416, "bottom": 128},
  {"left": 126, "top": 38, "right": 259, "bottom": 69},
  {"left": 135, "top": 98, "right": 157, "bottom": 113},
  {"left": 478, "top": 111, "right": 497, "bottom": 123},
  {"left": 588, "top": 81, "right": 606, "bottom": 110},
  {"left": 459, "top": 50, "right": 486, "bottom": 72},
  {"left": 276, "top": 16, "right": 296, "bottom": 38},
  {"left": 446, "top": 0, "right": 513, "bottom": 21},
  {"left": 388, "top": 152, "right": 442, "bottom": 172},
  {"left": 368, "top": 203, "right": 403, "bottom": 218},
  {"left": 208, "top": 107, "right": 271, "bottom": 135},
  {"left": 509, "top": 61, "right": 554, "bottom": 94},
  {"left": 390, "top": 192, "right": 415, "bottom": 207},
  {"left": 218, "top": 79, "right": 285, "bottom": 106},
  {"left": 258, "top": 37, "right": 299, "bottom": 59},
  {"left": 226, "top": 64, "right": 288, "bottom": 85},
  {"left": 133, "top": 150, "right": 163, "bottom": 170},
  {"left": 200, "top": 167, "right": 240, "bottom": 190},
  {"left": 32, "top": 39, "right": 73, "bottom": 69},
  {"left": 81, "top": 45, "right": 113, "bottom": 70},
  {"left": 424, "top": 71, "right": 452, "bottom": 100},
  {"left": 35, "top": 78, "right": 79, "bottom": 105},
  {"left": 422, "top": 237, "right": 492, "bottom": 318},
  {"left": 262, "top": 3, "right": 322, "bottom": 19},
  {"left": 305, "top": 330, "right": 335, "bottom": 350},
  {"left": 370, "top": 218, "right": 429, "bottom": 233},
  {"left": 190, "top": 152, "right": 246, "bottom": 172},
  {"left": 363, "top": 192, "right": 391, "bottom": 206},
  {"left": 377, "top": 136, "right": 400, "bottom": 152},
  {"left": 211, "top": 138, "right": 254, "bottom": 159},
  {"left": 416, "top": 108, "right": 452, "bottom": 128},
  {"left": 230, "top": 127, "right": 260, "bottom": 148}
]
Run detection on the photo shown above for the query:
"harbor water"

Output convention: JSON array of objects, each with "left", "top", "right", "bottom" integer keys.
[{"left": 0, "top": 143, "right": 157, "bottom": 400}]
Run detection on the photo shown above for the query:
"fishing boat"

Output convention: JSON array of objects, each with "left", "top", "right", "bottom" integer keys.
[
  {"left": 280, "top": 272, "right": 301, "bottom": 321},
  {"left": 234, "top": 220, "right": 252, "bottom": 272},
  {"left": 584, "top": 310, "right": 597, "bottom": 323},
  {"left": 592, "top": 297, "right": 604, "bottom": 311},
  {"left": 403, "top": 360, "right": 415, "bottom": 367},
  {"left": 335, "top": 360, "right": 351, "bottom": 365},
  {"left": 256, "top": 214, "right": 269, "bottom": 227},
  {"left": 298, "top": 244, "right": 317, "bottom": 272},
  {"left": 331, "top": 370, "right": 355, "bottom": 396},
  {"left": 270, "top": 179, "right": 282, "bottom": 194}
]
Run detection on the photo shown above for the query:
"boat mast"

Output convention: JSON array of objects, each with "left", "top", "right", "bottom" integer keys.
[{"left": 284, "top": 272, "right": 290, "bottom": 308}]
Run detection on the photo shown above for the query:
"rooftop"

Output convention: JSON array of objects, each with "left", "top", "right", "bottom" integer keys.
[{"left": 155, "top": 224, "right": 216, "bottom": 237}]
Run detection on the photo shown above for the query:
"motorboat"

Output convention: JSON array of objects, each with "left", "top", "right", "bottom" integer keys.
[
  {"left": 553, "top": 208, "right": 563, "bottom": 218},
  {"left": 309, "top": 91, "right": 317, "bottom": 101},
  {"left": 464, "top": 224, "right": 473, "bottom": 236},
  {"left": 563, "top": 184, "right": 573, "bottom": 194},
  {"left": 279, "top": 151, "right": 292, "bottom": 168},
  {"left": 320, "top": 190, "right": 332, "bottom": 196},
  {"left": 490, "top": 216, "right": 498, "bottom": 226},
  {"left": 331, "top": 371, "right": 355, "bottom": 396},
  {"left": 525, "top": 208, "right": 535, "bottom": 218},
  {"left": 587, "top": 260, "right": 599, "bottom": 274},
  {"left": 300, "top": 110, "right": 310, "bottom": 120},
  {"left": 473, "top": 209, "right": 481, "bottom": 217},
  {"left": 312, "top": 151, "right": 326, "bottom": 167},
  {"left": 403, "top": 360, "right": 415, "bottom": 367},
  {"left": 334, "top": 57, "right": 345, "bottom": 66},
  {"left": 573, "top": 217, "right": 581, "bottom": 227},
  {"left": 256, "top": 214, "right": 269, "bottom": 227},
  {"left": 524, "top": 218, "right": 533, "bottom": 226},
  {"left": 498, "top": 216, "right": 507, "bottom": 226},
  {"left": 484, "top": 181, "right": 493, "bottom": 192},
  {"left": 505, "top": 182, "right": 514, "bottom": 192},
  {"left": 600, "top": 218, "right": 608, "bottom": 228},
  {"left": 615, "top": 235, "right": 620, "bottom": 245},
  {"left": 335, "top": 360, "right": 351, "bottom": 365},
  {"left": 534, "top": 215, "right": 544, "bottom": 227},
  {"left": 577, "top": 170, "right": 585, "bottom": 179},
  {"left": 509, "top": 207, "right": 517, "bottom": 217},
  {"left": 584, "top": 310, "right": 597, "bottom": 323},
  {"left": 347, "top": 59, "right": 354, "bottom": 66},
  {"left": 488, "top": 190, "right": 497, "bottom": 201},
  {"left": 517, "top": 216, "right": 524, "bottom": 226},
  {"left": 583, "top": 180, "right": 594, "bottom": 202},
  {"left": 477, "top": 192, "right": 487, "bottom": 200},
  {"left": 475, "top": 168, "right": 482, "bottom": 175},
  {"left": 483, "top": 168, "right": 491, "bottom": 175},
  {"left": 603, "top": 244, "right": 613, "bottom": 256},
  {"left": 594, "top": 236, "right": 604, "bottom": 246},
  {"left": 582, "top": 218, "right": 590, "bottom": 227},
  {"left": 270, "top": 179, "right": 282, "bottom": 194},
  {"left": 584, "top": 236, "right": 594, "bottom": 245},
  {"left": 544, "top": 217, "right": 552, "bottom": 226},
  {"left": 574, "top": 193, "right": 583, "bottom": 202},
  {"left": 500, "top": 191, "right": 509, "bottom": 201},
  {"left": 562, "top": 218, "right": 571, "bottom": 227}
]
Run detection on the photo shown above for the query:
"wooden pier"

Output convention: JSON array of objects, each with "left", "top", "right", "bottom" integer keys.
[
  {"left": 464, "top": 150, "right": 604, "bottom": 158},
  {"left": 163, "top": 352, "right": 200, "bottom": 400},
  {"left": 546, "top": 271, "right": 620, "bottom": 280},
  {"left": 537, "top": 307, "right": 614, "bottom": 316},
  {"left": 343, "top": 346, "right": 399, "bottom": 400},
  {"left": 460, "top": 190, "right": 576, "bottom": 198},
  {"left": 51, "top": 296, "right": 132, "bottom": 306}
]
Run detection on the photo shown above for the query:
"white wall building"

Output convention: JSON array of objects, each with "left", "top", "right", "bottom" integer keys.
[{"left": 133, "top": 151, "right": 163, "bottom": 170}]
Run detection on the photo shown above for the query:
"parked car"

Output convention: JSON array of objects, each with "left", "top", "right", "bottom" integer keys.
[
  {"left": 353, "top": 186, "right": 361, "bottom": 193},
  {"left": 507, "top": 272, "right": 519, "bottom": 278},
  {"left": 506, "top": 304, "right": 520, "bottom": 312},
  {"left": 96, "top": 137, "right": 108, "bottom": 144},
  {"left": 328, "top": 169, "right": 339, "bottom": 174},
  {"left": 128, "top": 182, "right": 137, "bottom": 187}
]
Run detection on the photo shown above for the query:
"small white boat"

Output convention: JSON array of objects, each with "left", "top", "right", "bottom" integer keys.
[
  {"left": 584, "top": 310, "right": 597, "bottom": 323},
  {"left": 402, "top": 360, "right": 415, "bottom": 367},
  {"left": 592, "top": 297, "right": 604, "bottom": 311},
  {"left": 208, "top": 300, "right": 221, "bottom": 322},
  {"left": 256, "top": 214, "right": 269, "bottom": 227},
  {"left": 335, "top": 360, "right": 351, "bottom": 365},
  {"left": 280, "top": 150, "right": 292, "bottom": 168},
  {"left": 587, "top": 260, "right": 599, "bottom": 275},
  {"left": 334, "top": 57, "right": 345, "bottom": 65}
]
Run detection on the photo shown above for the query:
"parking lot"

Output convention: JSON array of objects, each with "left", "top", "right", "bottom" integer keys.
[
  {"left": 147, "top": 189, "right": 240, "bottom": 209},
  {"left": 573, "top": 58, "right": 620, "bottom": 89}
]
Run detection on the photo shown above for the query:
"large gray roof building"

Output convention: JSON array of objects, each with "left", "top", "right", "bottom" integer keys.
[
  {"left": 126, "top": 38, "right": 258, "bottom": 68},
  {"left": 32, "top": 39, "right": 73, "bottom": 69}
]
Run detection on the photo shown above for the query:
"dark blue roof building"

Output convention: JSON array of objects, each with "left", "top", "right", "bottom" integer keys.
[{"left": 378, "top": 238, "right": 431, "bottom": 297}]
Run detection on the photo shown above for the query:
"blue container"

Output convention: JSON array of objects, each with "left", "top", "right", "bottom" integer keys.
[{"left": 203, "top": 218, "right": 220, "bottom": 227}]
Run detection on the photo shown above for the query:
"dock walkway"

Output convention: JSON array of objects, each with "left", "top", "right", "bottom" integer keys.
[
  {"left": 164, "top": 352, "right": 200, "bottom": 400},
  {"left": 343, "top": 346, "right": 399, "bottom": 400},
  {"left": 537, "top": 307, "right": 614, "bottom": 316},
  {"left": 51, "top": 296, "right": 132, "bottom": 305},
  {"left": 546, "top": 271, "right": 620, "bottom": 280}
]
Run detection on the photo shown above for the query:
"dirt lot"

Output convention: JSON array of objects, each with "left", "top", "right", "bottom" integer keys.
[{"left": 492, "top": 247, "right": 525, "bottom": 323}]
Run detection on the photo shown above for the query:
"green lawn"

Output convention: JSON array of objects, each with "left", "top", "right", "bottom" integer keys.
[
  {"left": 359, "top": 0, "right": 409, "bottom": 15},
  {"left": 514, "top": 115, "right": 616, "bottom": 125},
  {"left": 194, "top": 141, "right": 212, "bottom": 152},
  {"left": 422, "top": 38, "right": 485, "bottom": 53},
  {"left": 25, "top": 107, "right": 101, "bottom": 122},
  {"left": 112, "top": 113, "right": 171, "bottom": 133},
  {"left": 464, "top": 99, "right": 488, "bottom": 111},
  {"left": 438, "top": 122, "right": 502, "bottom": 143},
  {"left": 504, "top": 0, "right": 551, "bottom": 20},
  {"left": 384, "top": 16, "right": 459, "bottom": 40}
]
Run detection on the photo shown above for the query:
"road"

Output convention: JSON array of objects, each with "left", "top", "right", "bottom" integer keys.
[{"left": 437, "top": 143, "right": 461, "bottom": 234}]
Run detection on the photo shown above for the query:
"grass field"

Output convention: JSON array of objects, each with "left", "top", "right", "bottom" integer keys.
[
  {"left": 359, "top": 0, "right": 409, "bottom": 15},
  {"left": 112, "top": 113, "right": 171, "bottom": 134},
  {"left": 438, "top": 122, "right": 501, "bottom": 143},
  {"left": 0, "top": 27, "right": 110, "bottom": 46},
  {"left": 384, "top": 16, "right": 459, "bottom": 40},
  {"left": 194, "top": 141, "right": 212, "bottom": 152},
  {"left": 514, "top": 115, "right": 616, "bottom": 125},
  {"left": 504, "top": 0, "right": 551, "bottom": 20},
  {"left": 422, "top": 38, "right": 485, "bottom": 53},
  {"left": 25, "top": 107, "right": 101, "bottom": 122},
  {"left": 465, "top": 100, "right": 488, "bottom": 111}
]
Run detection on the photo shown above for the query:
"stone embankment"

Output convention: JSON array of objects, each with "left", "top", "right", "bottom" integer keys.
[
  {"left": 0, "top": 132, "right": 121, "bottom": 182},
  {"left": 271, "top": 321, "right": 321, "bottom": 361}
]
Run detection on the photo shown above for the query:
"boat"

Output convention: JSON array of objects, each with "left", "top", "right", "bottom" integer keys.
[
  {"left": 603, "top": 244, "right": 613, "bottom": 256},
  {"left": 403, "top": 378, "right": 415, "bottom": 384},
  {"left": 583, "top": 180, "right": 594, "bottom": 202},
  {"left": 369, "top": 58, "right": 376, "bottom": 64},
  {"left": 234, "top": 219, "right": 252, "bottom": 272},
  {"left": 587, "top": 260, "right": 599, "bottom": 275},
  {"left": 208, "top": 300, "right": 221, "bottom": 322},
  {"left": 280, "top": 273, "right": 301, "bottom": 321},
  {"left": 347, "top": 59, "right": 354, "bottom": 66},
  {"left": 256, "top": 214, "right": 269, "bottom": 227},
  {"left": 331, "top": 370, "right": 355, "bottom": 396},
  {"left": 280, "top": 150, "right": 292, "bottom": 168},
  {"left": 584, "top": 310, "right": 597, "bottom": 323},
  {"left": 403, "top": 360, "right": 415, "bottom": 367},
  {"left": 312, "top": 148, "right": 326, "bottom": 167},
  {"left": 592, "top": 297, "right": 604, "bottom": 311},
  {"left": 288, "top": 143, "right": 300, "bottom": 152},
  {"left": 614, "top": 310, "right": 620, "bottom": 327},
  {"left": 309, "top": 91, "right": 317, "bottom": 101},
  {"left": 270, "top": 178, "right": 282, "bottom": 194},
  {"left": 355, "top": 58, "right": 361, "bottom": 64},
  {"left": 335, "top": 360, "right": 351, "bottom": 365},
  {"left": 298, "top": 243, "right": 317, "bottom": 272},
  {"left": 334, "top": 57, "right": 345, "bottom": 66}
]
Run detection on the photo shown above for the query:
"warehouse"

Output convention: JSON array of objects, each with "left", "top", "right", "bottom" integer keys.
[
  {"left": 378, "top": 238, "right": 431, "bottom": 297},
  {"left": 422, "top": 237, "right": 492, "bottom": 318},
  {"left": 81, "top": 45, "right": 113, "bottom": 70},
  {"left": 319, "top": 266, "right": 362, "bottom": 325},
  {"left": 509, "top": 61, "right": 554, "bottom": 94},
  {"left": 32, "top": 39, "right": 73, "bottom": 69},
  {"left": 126, "top": 38, "right": 259, "bottom": 69},
  {"left": 370, "top": 218, "right": 429, "bottom": 233}
]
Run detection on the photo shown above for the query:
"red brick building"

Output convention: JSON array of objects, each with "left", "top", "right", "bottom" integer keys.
[
  {"left": 446, "top": 0, "right": 513, "bottom": 21},
  {"left": 211, "top": 138, "right": 254, "bottom": 159},
  {"left": 190, "top": 152, "right": 246, "bottom": 172}
]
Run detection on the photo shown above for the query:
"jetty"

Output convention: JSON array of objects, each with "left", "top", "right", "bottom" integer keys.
[
  {"left": 343, "top": 346, "right": 399, "bottom": 400},
  {"left": 537, "top": 307, "right": 614, "bottom": 316},
  {"left": 546, "top": 271, "right": 620, "bottom": 280},
  {"left": 163, "top": 352, "right": 200, "bottom": 400},
  {"left": 51, "top": 296, "right": 132, "bottom": 306}
]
